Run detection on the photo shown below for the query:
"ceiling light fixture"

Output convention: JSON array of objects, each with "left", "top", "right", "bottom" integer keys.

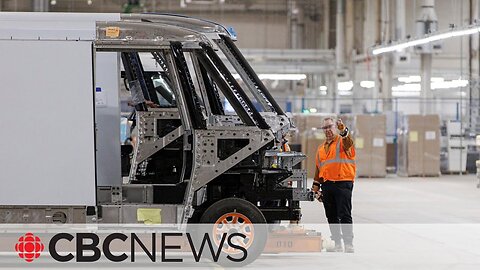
[
  {"left": 431, "top": 79, "right": 468, "bottom": 89},
  {"left": 392, "top": 79, "right": 468, "bottom": 92},
  {"left": 360, "top": 80, "right": 375, "bottom": 88},
  {"left": 337, "top": 81, "right": 353, "bottom": 91},
  {"left": 372, "top": 24, "right": 480, "bottom": 55},
  {"left": 258, "top": 74, "right": 307, "bottom": 80},
  {"left": 231, "top": 73, "right": 307, "bottom": 81}
]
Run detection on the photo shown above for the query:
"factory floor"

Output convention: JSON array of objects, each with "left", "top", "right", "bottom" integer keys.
[
  {"left": 206, "top": 174, "right": 480, "bottom": 270},
  {"left": 282, "top": 174, "right": 480, "bottom": 270},
  {"left": 1, "top": 175, "right": 479, "bottom": 269},
  {"left": 301, "top": 174, "right": 480, "bottom": 224}
]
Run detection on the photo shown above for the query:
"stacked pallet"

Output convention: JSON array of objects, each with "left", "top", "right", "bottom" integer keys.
[
  {"left": 397, "top": 115, "right": 441, "bottom": 177},
  {"left": 289, "top": 113, "right": 387, "bottom": 178}
]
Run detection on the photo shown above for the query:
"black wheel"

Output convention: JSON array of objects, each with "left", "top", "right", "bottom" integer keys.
[{"left": 198, "top": 197, "right": 267, "bottom": 267}]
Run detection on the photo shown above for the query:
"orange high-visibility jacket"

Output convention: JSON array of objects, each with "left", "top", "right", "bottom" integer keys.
[{"left": 315, "top": 135, "right": 356, "bottom": 181}]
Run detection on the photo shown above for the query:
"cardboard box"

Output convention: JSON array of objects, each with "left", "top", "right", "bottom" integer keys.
[
  {"left": 354, "top": 114, "right": 387, "bottom": 177},
  {"left": 304, "top": 114, "right": 324, "bottom": 130},
  {"left": 299, "top": 114, "right": 387, "bottom": 178},
  {"left": 423, "top": 115, "right": 441, "bottom": 176},
  {"left": 301, "top": 129, "right": 326, "bottom": 179},
  {"left": 292, "top": 113, "right": 336, "bottom": 133},
  {"left": 397, "top": 115, "right": 440, "bottom": 176}
]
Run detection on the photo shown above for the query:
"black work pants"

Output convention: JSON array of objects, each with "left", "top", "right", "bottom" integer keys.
[{"left": 322, "top": 181, "right": 354, "bottom": 245}]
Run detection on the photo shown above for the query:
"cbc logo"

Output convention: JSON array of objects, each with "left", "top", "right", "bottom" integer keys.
[{"left": 15, "top": 233, "right": 45, "bottom": 262}]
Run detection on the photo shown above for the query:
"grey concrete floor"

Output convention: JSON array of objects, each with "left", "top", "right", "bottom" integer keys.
[
  {"left": 301, "top": 174, "right": 480, "bottom": 224},
  {"left": 2, "top": 175, "right": 480, "bottom": 269}
]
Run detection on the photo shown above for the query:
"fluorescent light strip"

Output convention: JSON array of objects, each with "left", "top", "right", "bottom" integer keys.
[
  {"left": 338, "top": 81, "right": 353, "bottom": 91},
  {"left": 431, "top": 79, "right": 468, "bottom": 89},
  {"left": 360, "top": 80, "right": 375, "bottom": 88},
  {"left": 392, "top": 91, "right": 466, "bottom": 97},
  {"left": 232, "top": 73, "right": 307, "bottom": 81},
  {"left": 372, "top": 25, "right": 480, "bottom": 55},
  {"left": 258, "top": 74, "right": 307, "bottom": 80},
  {"left": 392, "top": 80, "right": 468, "bottom": 92}
]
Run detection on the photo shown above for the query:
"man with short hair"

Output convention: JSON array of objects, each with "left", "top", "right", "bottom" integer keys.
[{"left": 312, "top": 117, "right": 356, "bottom": 253}]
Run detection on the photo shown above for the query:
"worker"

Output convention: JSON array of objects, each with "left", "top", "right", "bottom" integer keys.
[
  {"left": 312, "top": 117, "right": 356, "bottom": 253},
  {"left": 281, "top": 135, "right": 291, "bottom": 152}
]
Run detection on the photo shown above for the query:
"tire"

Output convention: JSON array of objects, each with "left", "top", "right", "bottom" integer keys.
[{"left": 198, "top": 197, "right": 267, "bottom": 267}]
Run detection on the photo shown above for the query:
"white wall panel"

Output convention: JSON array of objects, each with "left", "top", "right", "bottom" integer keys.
[
  {"left": 0, "top": 40, "right": 96, "bottom": 205},
  {"left": 95, "top": 52, "right": 122, "bottom": 187}
]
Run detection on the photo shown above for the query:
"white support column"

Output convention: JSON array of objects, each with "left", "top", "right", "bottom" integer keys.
[
  {"left": 395, "top": 0, "right": 406, "bottom": 40},
  {"left": 333, "top": 0, "right": 346, "bottom": 114},
  {"left": 416, "top": 0, "right": 437, "bottom": 115},
  {"left": 380, "top": 0, "right": 393, "bottom": 112},
  {"left": 469, "top": 0, "right": 480, "bottom": 132},
  {"left": 345, "top": 0, "right": 354, "bottom": 63},
  {"left": 289, "top": 0, "right": 298, "bottom": 50},
  {"left": 336, "top": 0, "right": 345, "bottom": 68},
  {"left": 363, "top": 0, "right": 378, "bottom": 55},
  {"left": 421, "top": 54, "right": 433, "bottom": 114},
  {"left": 322, "top": 0, "right": 330, "bottom": 49},
  {"left": 346, "top": 0, "right": 355, "bottom": 114},
  {"left": 365, "top": 0, "right": 383, "bottom": 111},
  {"left": 380, "top": 56, "right": 393, "bottom": 112},
  {"left": 288, "top": 0, "right": 304, "bottom": 50}
]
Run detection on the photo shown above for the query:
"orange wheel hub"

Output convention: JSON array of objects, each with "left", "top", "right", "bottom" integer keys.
[{"left": 213, "top": 212, "right": 254, "bottom": 254}]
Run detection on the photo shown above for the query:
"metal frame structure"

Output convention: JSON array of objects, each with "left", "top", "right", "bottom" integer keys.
[{"left": 1, "top": 13, "right": 313, "bottom": 225}]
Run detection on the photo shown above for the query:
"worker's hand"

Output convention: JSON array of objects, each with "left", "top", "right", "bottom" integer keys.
[
  {"left": 127, "top": 100, "right": 159, "bottom": 108},
  {"left": 145, "top": 100, "right": 160, "bottom": 108},
  {"left": 336, "top": 119, "right": 345, "bottom": 131},
  {"left": 314, "top": 191, "right": 322, "bottom": 202}
]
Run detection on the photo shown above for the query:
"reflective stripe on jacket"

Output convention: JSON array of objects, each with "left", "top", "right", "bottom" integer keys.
[{"left": 315, "top": 135, "right": 356, "bottom": 181}]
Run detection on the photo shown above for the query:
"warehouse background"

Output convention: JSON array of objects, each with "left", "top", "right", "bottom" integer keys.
[{"left": 1, "top": 0, "right": 479, "bottom": 177}]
